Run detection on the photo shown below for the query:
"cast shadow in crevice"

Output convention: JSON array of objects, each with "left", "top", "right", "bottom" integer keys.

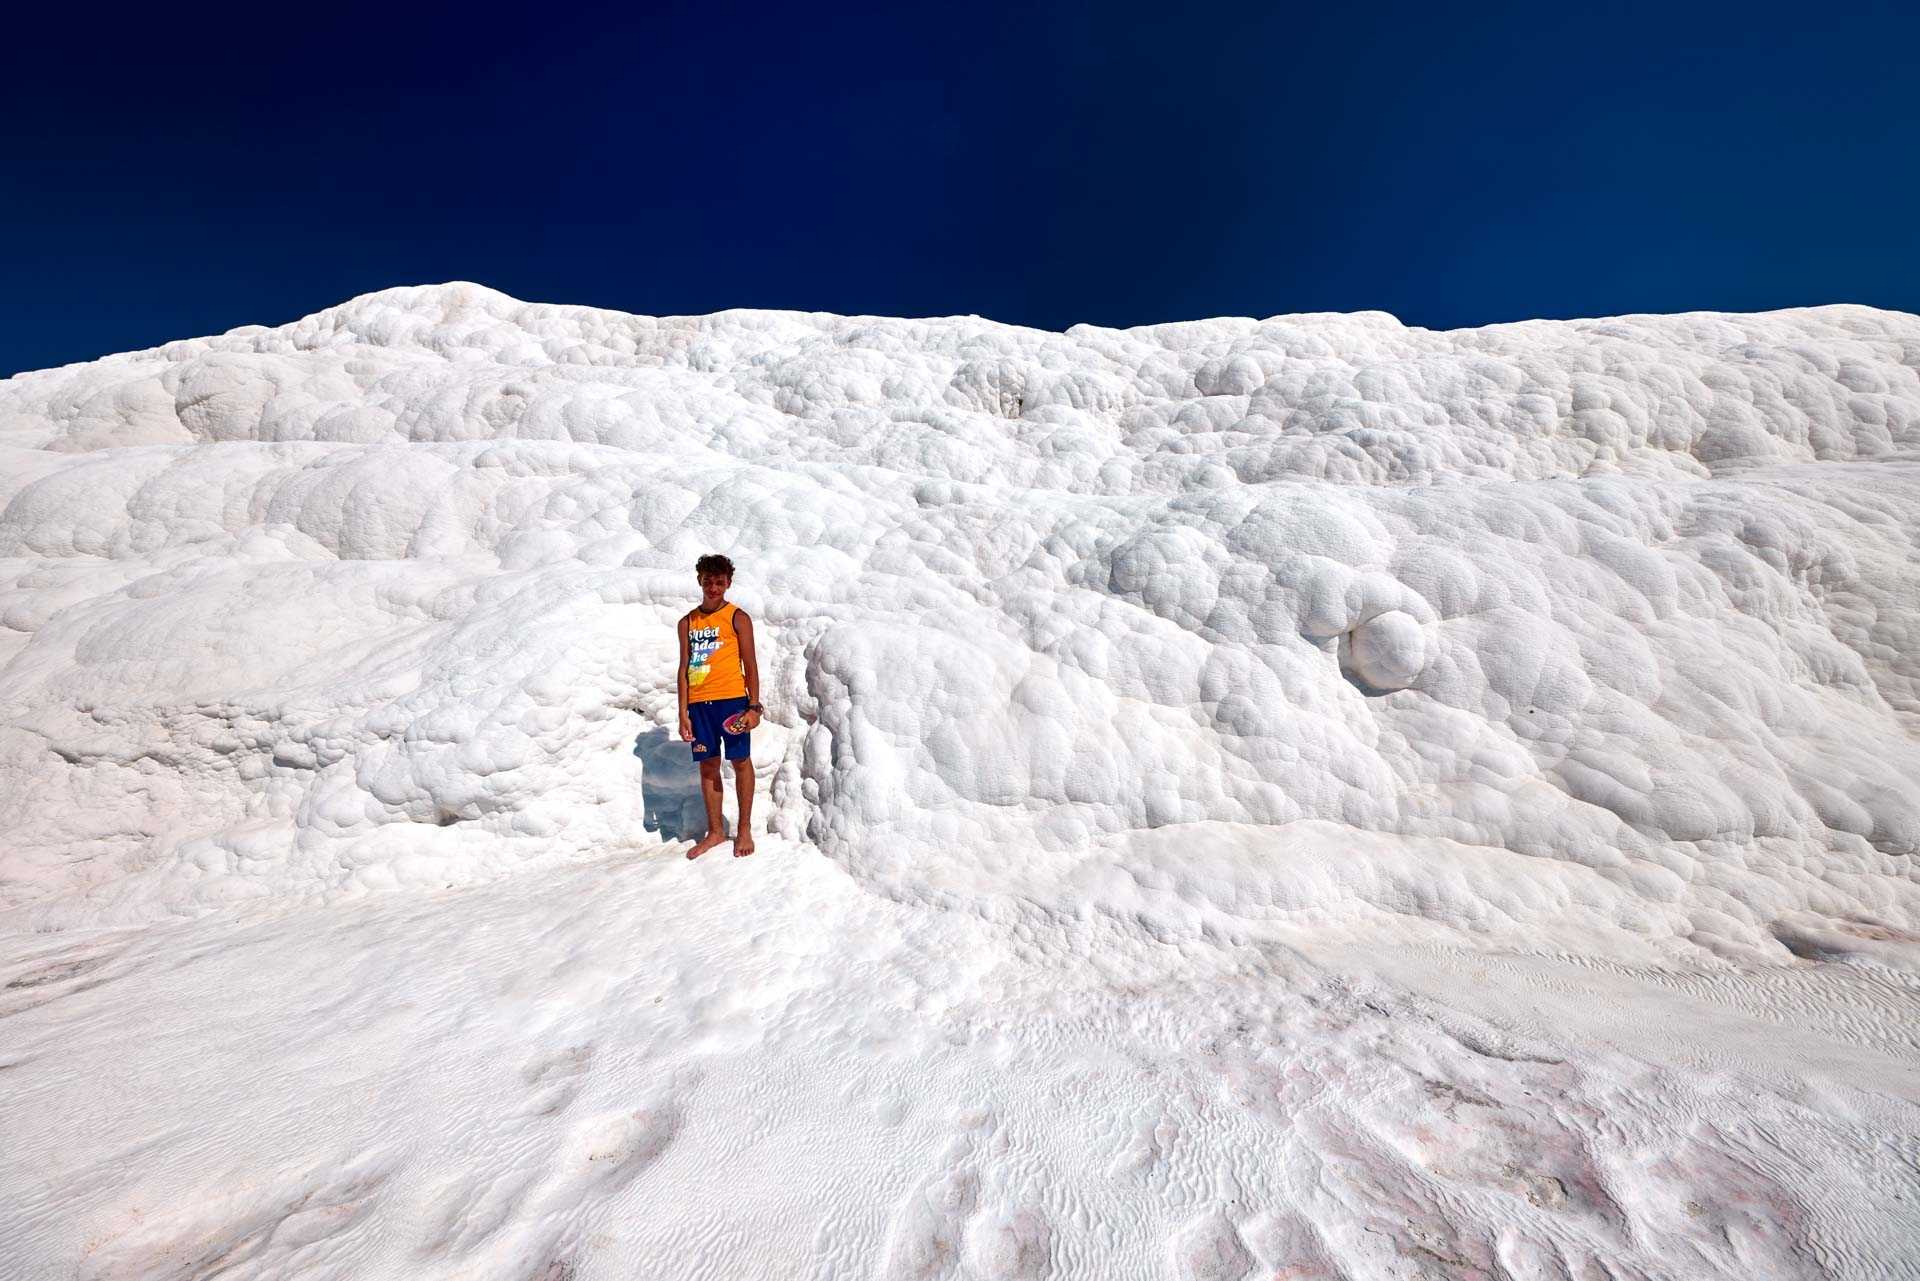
[{"left": 632, "top": 727, "right": 704, "bottom": 842}]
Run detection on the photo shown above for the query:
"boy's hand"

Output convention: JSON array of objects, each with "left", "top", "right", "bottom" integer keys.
[
  {"left": 679, "top": 716, "right": 693, "bottom": 741},
  {"left": 744, "top": 709, "right": 762, "bottom": 731}
]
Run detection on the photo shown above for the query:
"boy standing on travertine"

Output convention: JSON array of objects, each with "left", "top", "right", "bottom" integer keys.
[{"left": 678, "top": 554, "right": 763, "bottom": 858}]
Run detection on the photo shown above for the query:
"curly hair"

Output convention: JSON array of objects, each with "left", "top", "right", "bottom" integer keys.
[{"left": 695, "top": 554, "right": 735, "bottom": 580}]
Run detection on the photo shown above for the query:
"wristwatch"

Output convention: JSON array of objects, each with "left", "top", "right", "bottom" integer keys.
[{"left": 748, "top": 703, "right": 764, "bottom": 712}]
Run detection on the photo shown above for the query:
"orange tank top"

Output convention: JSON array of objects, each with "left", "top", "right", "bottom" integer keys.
[{"left": 686, "top": 602, "right": 747, "bottom": 702}]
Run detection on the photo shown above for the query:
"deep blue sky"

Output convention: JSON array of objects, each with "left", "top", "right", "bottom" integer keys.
[{"left": 4, "top": 1, "right": 1916, "bottom": 377}]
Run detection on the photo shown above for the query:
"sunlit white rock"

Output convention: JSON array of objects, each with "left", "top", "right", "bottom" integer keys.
[
  {"left": 1344, "top": 609, "right": 1426, "bottom": 691},
  {"left": 2, "top": 284, "right": 1918, "bottom": 1276}
]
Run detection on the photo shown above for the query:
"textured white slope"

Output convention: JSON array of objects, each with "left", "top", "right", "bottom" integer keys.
[
  {"left": 3, "top": 284, "right": 1920, "bottom": 1277},
  {"left": 6, "top": 848, "right": 1917, "bottom": 1281}
]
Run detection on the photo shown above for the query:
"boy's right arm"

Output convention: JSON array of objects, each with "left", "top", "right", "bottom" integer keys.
[{"left": 676, "top": 615, "right": 692, "bottom": 739}]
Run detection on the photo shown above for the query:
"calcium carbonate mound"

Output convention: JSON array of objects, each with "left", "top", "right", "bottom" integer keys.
[{"left": 1, "top": 283, "right": 1917, "bottom": 968}]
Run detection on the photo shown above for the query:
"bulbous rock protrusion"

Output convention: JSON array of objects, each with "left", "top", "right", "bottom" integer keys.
[
  {"left": 1194, "top": 353, "right": 1265, "bottom": 397},
  {"left": 1345, "top": 609, "right": 1426, "bottom": 691}
]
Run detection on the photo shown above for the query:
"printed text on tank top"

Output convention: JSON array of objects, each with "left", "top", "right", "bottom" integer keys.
[{"left": 687, "top": 602, "right": 748, "bottom": 702}]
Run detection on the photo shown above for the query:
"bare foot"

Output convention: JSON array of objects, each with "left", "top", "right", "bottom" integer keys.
[
  {"left": 687, "top": 832, "right": 727, "bottom": 860},
  {"left": 732, "top": 836, "right": 757, "bottom": 858}
]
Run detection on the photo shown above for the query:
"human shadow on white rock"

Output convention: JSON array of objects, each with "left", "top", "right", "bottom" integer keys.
[{"left": 630, "top": 727, "right": 705, "bottom": 843}]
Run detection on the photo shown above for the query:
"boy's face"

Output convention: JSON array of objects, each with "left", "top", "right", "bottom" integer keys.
[{"left": 698, "top": 571, "right": 731, "bottom": 608}]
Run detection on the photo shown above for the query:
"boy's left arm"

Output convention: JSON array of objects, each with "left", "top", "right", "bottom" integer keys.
[{"left": 737, "top": 612, "right": 763, "bottom": 728}]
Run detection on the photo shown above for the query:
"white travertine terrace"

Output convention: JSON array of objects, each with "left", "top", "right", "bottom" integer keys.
[{"left": 2, "top": 284, "right": 1917, "bottom": 1278}]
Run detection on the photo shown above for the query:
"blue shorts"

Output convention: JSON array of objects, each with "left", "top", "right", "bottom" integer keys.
[{"left": 689, "top": 697, "right": 752, "bottom": 763}]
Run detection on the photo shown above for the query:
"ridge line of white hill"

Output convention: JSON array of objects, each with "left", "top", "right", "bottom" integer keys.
[{"left": 0, "top": 283, "right": 1915, "bottom": 977}]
